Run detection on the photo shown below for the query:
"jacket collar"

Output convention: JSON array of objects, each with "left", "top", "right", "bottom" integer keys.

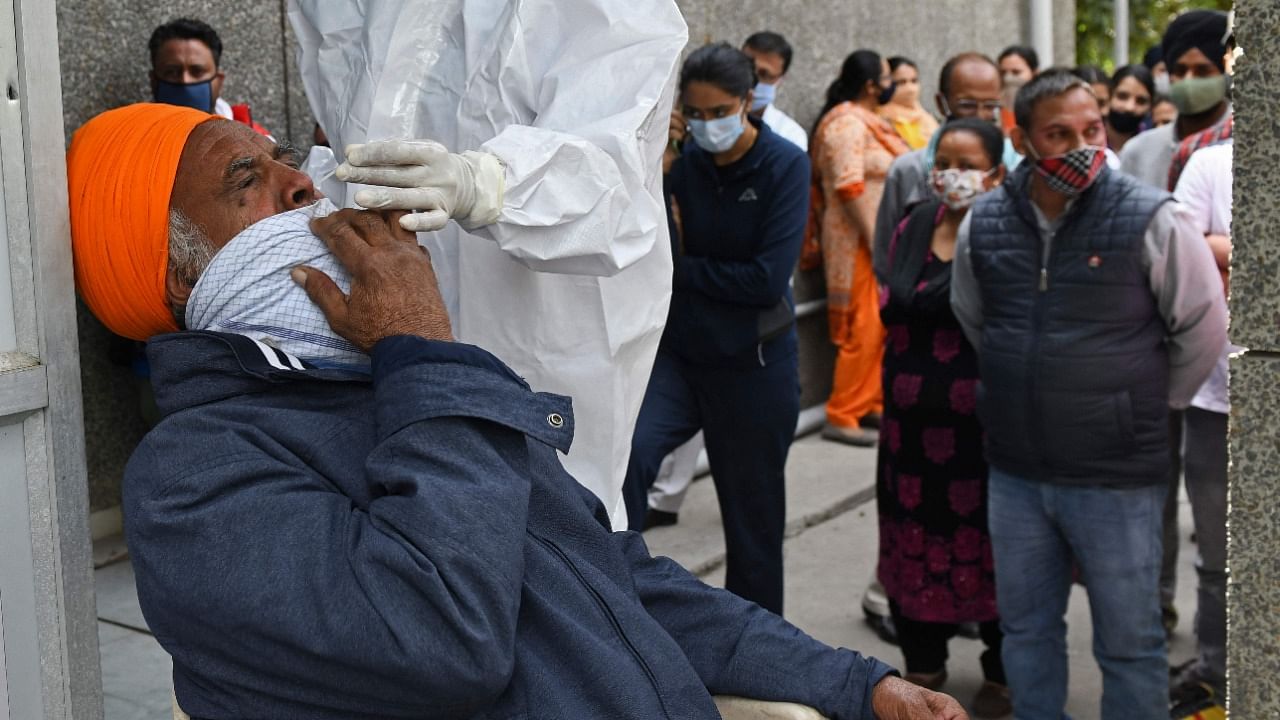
[
  {"left": 1003, "top": 161, "right": 1112, "bottom": 235},
  {"left": 146, "top": 331, "right": 368, "bottom": 418}
]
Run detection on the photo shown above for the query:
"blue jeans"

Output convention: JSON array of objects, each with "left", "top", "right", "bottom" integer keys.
[{"left": 987, "top": 469, "right": 1168, "bottom": 720}]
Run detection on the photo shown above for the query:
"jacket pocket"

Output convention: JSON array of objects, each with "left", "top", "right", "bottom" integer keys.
[{"left": 1038, "top": 389, "right": 1136, "bottom": 464}]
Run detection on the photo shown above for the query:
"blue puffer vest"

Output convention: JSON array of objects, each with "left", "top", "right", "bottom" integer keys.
[{"left": 967, "top": 164, "right": 1172, "bottom": 486}]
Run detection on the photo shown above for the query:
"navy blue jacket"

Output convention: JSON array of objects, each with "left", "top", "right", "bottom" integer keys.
[
  {"left": 125, "top": 332, "right": 894, "bottom": 719},
  {"left": 968, "top": 165, "right": 1172, "bottom": 485},
  {"left": 663, "top": 118, "right": 810, "bottom": 365}
]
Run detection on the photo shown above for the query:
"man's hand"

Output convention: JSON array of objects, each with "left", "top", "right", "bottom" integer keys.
[
  {"left": 336, "top": 140, "right": 505, "bottom": 233},
  {"left": 871, "top": 676, "right": 969, "bottom": 720},
  {"left": 292, "top": 209, "right": 453, "bottom": 350},
  {"left": 664, "top": 109, "right": 686, "bottom": 175}
]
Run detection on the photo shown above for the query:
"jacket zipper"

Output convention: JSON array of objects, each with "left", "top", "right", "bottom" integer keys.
[
  {"left": 530, "top": 532, "right": 671, "bottom": 718},
  {"left": 1029, "top": 228, "right": 1053, "bottom": 475}
]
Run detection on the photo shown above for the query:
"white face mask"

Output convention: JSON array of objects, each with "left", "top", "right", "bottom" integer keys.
[
  {"left": 687, "top": 107, "right": 747, "bottom": 153},
  {"left": 930, "top": 167, "right": 998, "bottom": 210}
]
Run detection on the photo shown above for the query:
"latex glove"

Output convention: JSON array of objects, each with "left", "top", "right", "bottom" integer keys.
[{"left": 336, "top": 140, "right": 505, "bottom": 233}]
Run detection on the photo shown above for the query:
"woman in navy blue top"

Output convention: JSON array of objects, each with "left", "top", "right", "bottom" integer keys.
[{"left": 623, "top": 43, "right": 810, "bottom": 615}]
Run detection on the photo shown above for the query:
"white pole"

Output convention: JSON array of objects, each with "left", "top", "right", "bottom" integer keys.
[
  {"left": 1114, "top": 0, "right": 1130, "bottom": 68},
  {"left": 1030, "top": 0, "right": 1054, "bottom": 67}
]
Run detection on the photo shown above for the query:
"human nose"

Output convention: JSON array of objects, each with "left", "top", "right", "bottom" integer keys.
[{"left": 274, "top": 163, "right": 317, "bottom": 211}]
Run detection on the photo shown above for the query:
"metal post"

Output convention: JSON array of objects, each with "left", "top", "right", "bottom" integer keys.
[
  {"left": 1030, "top": 0, "right": 1055, "bottom": 67},
  {"left": 1114, "top": 0, "right": 1130, "bottom": 68}
]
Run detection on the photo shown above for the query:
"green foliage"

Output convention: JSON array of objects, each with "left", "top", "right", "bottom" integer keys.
[{"left": 1076, "top": 0, "right": 1233, "bottom": 73}]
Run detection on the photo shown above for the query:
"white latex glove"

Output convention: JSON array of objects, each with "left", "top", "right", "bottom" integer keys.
[{"left": 336, "top": 140, "right": 506, "bottom": 233}]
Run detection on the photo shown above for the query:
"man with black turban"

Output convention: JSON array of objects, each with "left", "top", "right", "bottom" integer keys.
[{"left": 1120, "top": 10, "right": 1231, "bottom": 188}]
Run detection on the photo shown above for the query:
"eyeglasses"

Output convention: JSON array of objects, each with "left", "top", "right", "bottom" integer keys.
[{"left": 949, "top": 99, "right": 1003, "bottom": 114}]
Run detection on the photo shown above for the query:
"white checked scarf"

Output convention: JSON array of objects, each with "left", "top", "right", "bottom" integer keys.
[{"left": 186, "top": 199, "right": 370, "bottom": 371}]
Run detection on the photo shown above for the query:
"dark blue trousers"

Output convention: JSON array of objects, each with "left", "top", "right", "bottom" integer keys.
[{"left": 623, "top": 335, "right": 800, "bottom": 615}]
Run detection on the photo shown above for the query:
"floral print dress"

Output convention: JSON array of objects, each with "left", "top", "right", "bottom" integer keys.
[{"left": 875, "top": 247, "right": 997, "bottom": 625}]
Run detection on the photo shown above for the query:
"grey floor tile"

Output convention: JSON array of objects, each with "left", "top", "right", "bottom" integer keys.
[
  {"left": 98, "top": 621, "right": 172, "bottom": 720},
  {"left": 95, "top": 559, "right": 150, "bottom": 631}
]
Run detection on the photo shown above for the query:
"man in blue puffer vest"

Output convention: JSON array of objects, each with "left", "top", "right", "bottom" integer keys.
[
  {"left": 68, "top": 104, "right": 968, "bottom": 719},
  {"left": 951, "top": 69, "right": 1226, "bottom": 720}
]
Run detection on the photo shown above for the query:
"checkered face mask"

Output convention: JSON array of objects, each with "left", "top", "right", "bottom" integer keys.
[
  {"left": 186, "top": 198, "right": 371, "bottom": 371},
  {"left": 1029, "top": 144, "right": 1106, "bottom": 197}
]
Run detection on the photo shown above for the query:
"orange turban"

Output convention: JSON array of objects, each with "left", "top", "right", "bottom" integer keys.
[{"left": 66, "top": 103, "right": 223, "bottom": 341}]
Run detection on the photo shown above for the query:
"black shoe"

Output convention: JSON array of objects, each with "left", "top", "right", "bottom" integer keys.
[
  {"left": 957, "top": 621, "right": 981, "bottom": 640},
  {"left": 642, "top": 509, "right": 679, "bottom": 531},
  {"left": 859, "top": 412, "right": 882, "bottom": 430},
  {"left": 1170, "top": 677, "right": 1225, "bottom": 719},
  {"left": 863, "top": 609, "right": 899, "bottom": 645}
]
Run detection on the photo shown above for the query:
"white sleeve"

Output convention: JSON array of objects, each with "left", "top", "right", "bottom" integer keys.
[{"left": 474, "top": 0, "right": 687, "bottom": 277}]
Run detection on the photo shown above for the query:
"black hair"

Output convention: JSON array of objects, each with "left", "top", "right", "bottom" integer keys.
[
  {"left": 149, "top": 18, "right": 222, "bottom": 67},
  {"left": 811, "top": 49, "right": 882, "bottom": 135},
  {"left": 679, "top": 43, "right": 757, "bottom": 99},
  {"left": 938, "top": 52, "right": 999, "bottom": 99},
  {"left": 1142, "top": 44, "right": 1164, "bottom": 70},
  {"left": 1014, "top": 67, "right": 1093, "bottom": 129},
  {"left": 888, "top": 56, "right": 918, "bottom": 74},
  {"left": 937, "top": 117, "right": 1006, "bottom": 168},
  {"left": 1072, "top": 64, "right": 1109, "bottom": 86},
  {"left": 743, "top": 31, "right": 793, "bottom": 75},
  {"left": 998, "top": 45, "right": 1039, "bottom": 72},
  {"left": 1152, "top": 93, "right": 1175, "bottom": 107},
  {"left": 1110, "top": 64, "right": 1155, "bottom": 98}
]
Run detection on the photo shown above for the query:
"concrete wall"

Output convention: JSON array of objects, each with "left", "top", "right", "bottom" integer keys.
[
  {"left": 56, "top": 0, "right": 1074, "bottom": 517},
  {"left": 1227, "top": 1, "right": 1280, "bottom": 714}
]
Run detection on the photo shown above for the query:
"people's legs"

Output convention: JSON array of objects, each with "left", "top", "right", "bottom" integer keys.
[
  {"left": 987, "top": 467, "right": 1073, "bottom": 719},
  {"left": 889, "top": 601, "right": 954, "bottom": 676},
  {"left": 646, "top": 431, "right": 704, "bottom": 515},
  {"left": 977, "top": 619, "right": 1007, "bottom": 685},
  {"left": 826, "top": 243, "right": 884, "bottom": 429},
  {"left": 1059, "top": 482, "right": 1168, "bottom": 720},
  {"left": 1181, "top": 407, "right": 1227, "bottom": 688},
  {"left": 622, "top": 350, "right": 702, "bottom": 530},
  {"left": 698, "top": 344, "right": 799, "bottom": 615},
  {"left": 1159, "top": 411, "right": 1183, "bottom": 629}
]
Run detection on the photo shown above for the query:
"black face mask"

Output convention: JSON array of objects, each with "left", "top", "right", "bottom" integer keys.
[
  {"left": 877, "top": 80, "right": 897, "bottom": 106},
  {"left": 1108, "top": 109, "right": 1144, "bottom": 135}
]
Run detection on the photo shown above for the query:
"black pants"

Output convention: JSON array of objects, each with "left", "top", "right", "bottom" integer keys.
[
  {"left": 890, "top": 601, "right": 1006, "bottom": 684},
  {"left": 623, "top": 339, "right": 800, "bottom": 615}
]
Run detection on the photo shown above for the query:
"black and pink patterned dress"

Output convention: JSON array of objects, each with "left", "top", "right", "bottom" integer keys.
[{"left": 875, "top": 202, "right": 997, "bottom": 625}]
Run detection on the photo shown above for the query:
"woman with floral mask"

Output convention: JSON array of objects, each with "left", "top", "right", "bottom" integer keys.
[
  {"left": 876, "top": 118, "right": 1009, "bottom": 718},
  {"left": 624, "top": 43, "right": 810, "bottom": 615},
  {"left": 809, "top": 49, "right": 909, "bottom": 447}
]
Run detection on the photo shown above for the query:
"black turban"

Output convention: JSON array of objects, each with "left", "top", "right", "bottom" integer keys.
[
  {"left": 1162, "top": 10, "right": 1229, "bottom": 72},
  {"left": 1142, "top": 45, "right": 1163, "bottom": 70}
]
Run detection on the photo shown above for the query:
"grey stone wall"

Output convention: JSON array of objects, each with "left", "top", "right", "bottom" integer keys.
[
  {"left": 56, "top": 0, "right": 316, "bottom": 514},
  {"left": 57, "top": 0, "right": 1074, "bottom": 515},
  {"left": 1227, "top": 1, "right": 1280, "bottom": 714}
]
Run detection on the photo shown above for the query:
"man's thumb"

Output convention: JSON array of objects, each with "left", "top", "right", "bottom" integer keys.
[{"left": 291, "top": 266, "right": 347, "bottom": 324}]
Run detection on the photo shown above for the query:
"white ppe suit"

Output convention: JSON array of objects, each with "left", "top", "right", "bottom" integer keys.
[{"left": 288, "top": 1, "right": 687, "bottom": 529}]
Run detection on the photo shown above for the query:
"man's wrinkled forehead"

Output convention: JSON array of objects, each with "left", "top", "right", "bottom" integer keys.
[{"left": 172, "top": 122, "right": 298, "bottom": 205}]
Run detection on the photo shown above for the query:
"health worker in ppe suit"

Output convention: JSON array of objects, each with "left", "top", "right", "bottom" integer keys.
[{"left": 289, "top": 1, "right": 687, "bottom": 529}]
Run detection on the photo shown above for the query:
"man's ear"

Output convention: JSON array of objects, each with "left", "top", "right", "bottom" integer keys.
[
  {"left": 165, "top": 264, "right": 193, "bottom": 325},
  {"left": 211, "top": 71, "right": 226, "bottom": 103},
  {"left": 1010, "top": 125, "right": 1029, "bottom": 157},
  {"left": 935, "top": 92, "right": 947, "bottom": 117}
]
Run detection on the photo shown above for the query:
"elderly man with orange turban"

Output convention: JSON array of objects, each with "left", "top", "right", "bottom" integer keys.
[{"left": 66, "top": 103, "right": 966, "bottom": 720}]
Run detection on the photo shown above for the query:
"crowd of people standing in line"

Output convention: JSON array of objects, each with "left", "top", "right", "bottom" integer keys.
[{"left": 624, "top": 9, "right": 1234, "bottom": 719}]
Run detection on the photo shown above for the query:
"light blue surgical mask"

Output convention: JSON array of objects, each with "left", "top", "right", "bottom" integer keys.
[
  {"left": 154, "top": 78, "right": 215, "bottom": 113},
  {"left": 688, "top": 110, "right": 746, "bottom": 153},
  {"left": 751, "top": 82, "right": 776, "bottom": 112}
]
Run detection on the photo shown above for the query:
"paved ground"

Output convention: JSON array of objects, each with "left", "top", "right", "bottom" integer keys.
[{"left": 94, "top": 431, "right": 1203, "bottom": 719}]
